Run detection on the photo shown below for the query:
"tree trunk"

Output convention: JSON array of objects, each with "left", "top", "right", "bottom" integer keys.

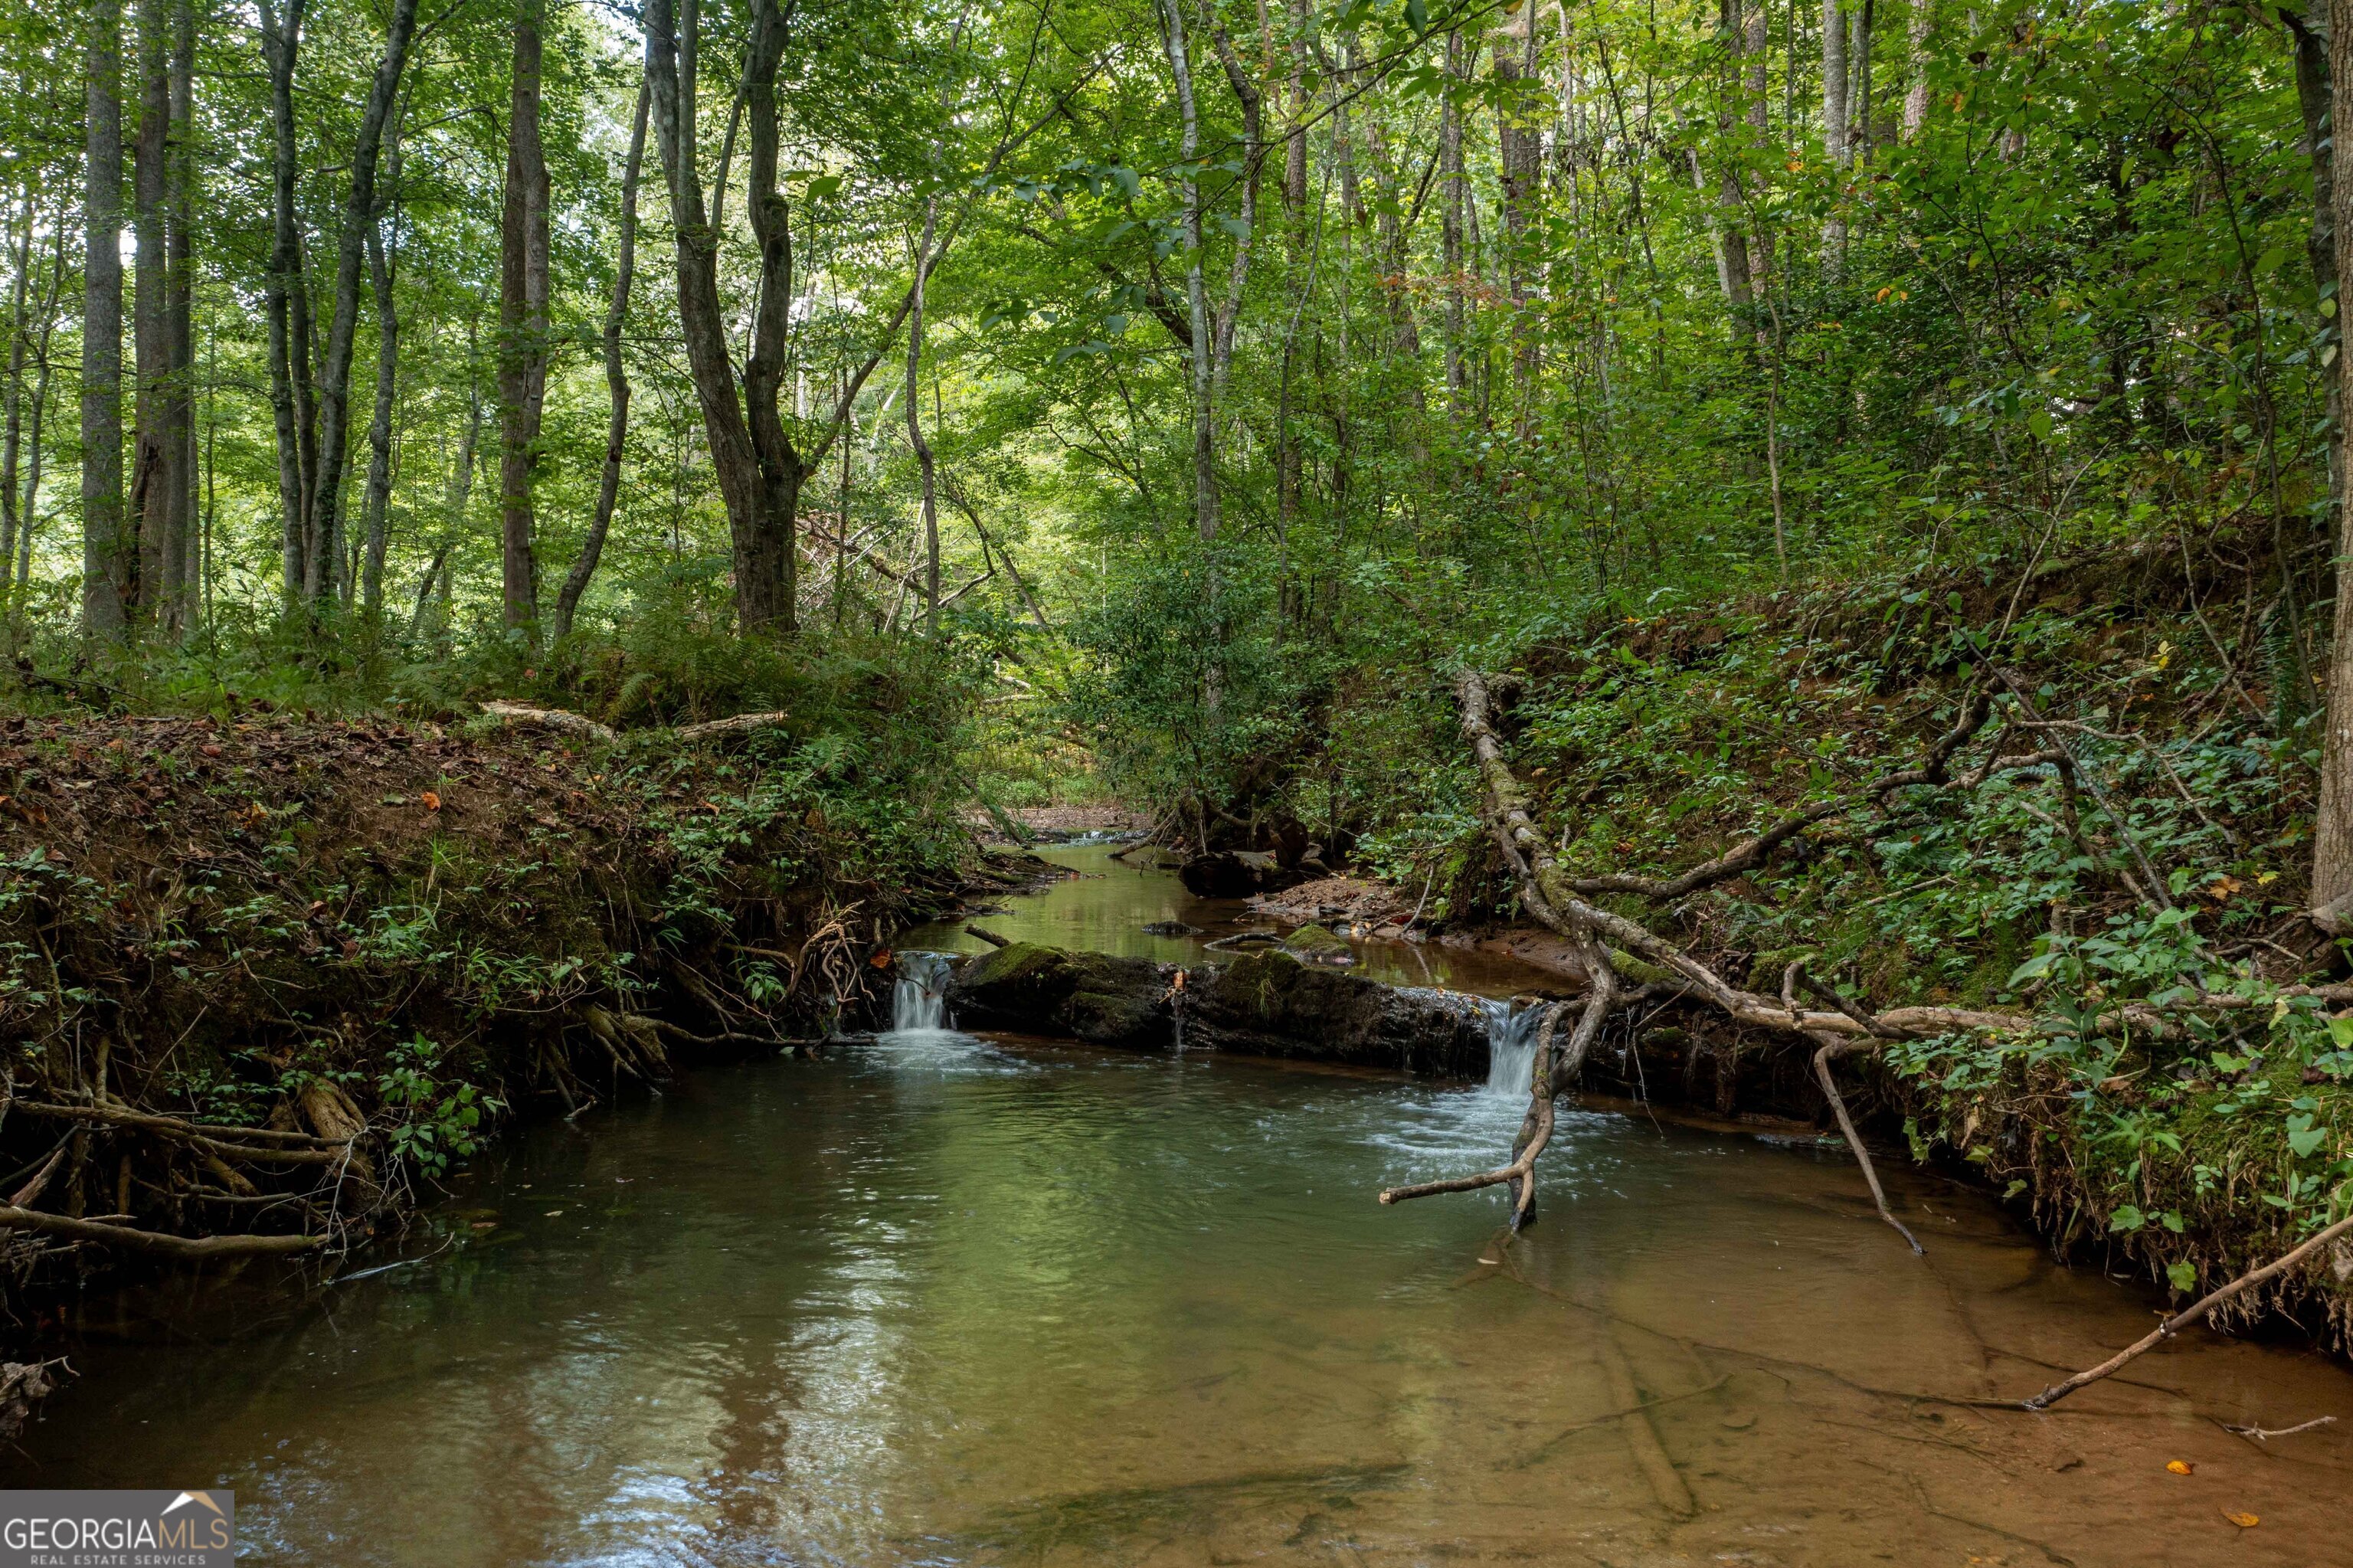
[
  {"left": 164, "top": 0, "right": 195, "bottom": 631},
  {"left": 1160, "top": 0, "right": 1219, "bottom": 542},
  {"left": 257, "top": 0, "right": 313, "bottom": 612},
  {"left": 132, "top": 0, "right": 167, "bottom": 626},
  {"left": 554, "top": 81, "right": 648, "bottom": 642},
  {"left": 83, "top": 0, "right": 130, "bottom": 639},
  {"left": 305, "top": 0, "right": 417, "bottom": 612},
  {"left": 498, "top": 0, "right": 548, "bottom": 631},
  {"left": 906, "top": 198, "right": 941, "bottom": 637},
  {"left": 2290, "top": 5, "right": 2340, "bottom": 576},
  {"left": 0, "top": 196, "right": 31, "bottom": 594},
  {"left": 2315, "top": 0, "right": 2353, "bottom": 911},
  {"left": 1442, "top": 28, "right": 1465, "bottom": 399},
  {"left": 1703, "top": 0, "right": 1756, "bottom": 315},
  {"left": 1847, "top": 0, "right": 1875, "bottom": 165},
  {"left": 1202, "top": 0, "right": 1262, "bottom": 401},
  {"left": 360, "top": 181, "right": 399, "bottom": 617},
  {"left": 1277, "top": 0, "right": 1309, "bottom": 570},
  {"left": 1746, "top": 3, "right": 1775, "bottom": 286},
  {"left": 1903, "top": 0, "right": 1935, "bottom": 139},
  {"left": 1495, "top": 26, "right": 1542, "bottom": 421}
]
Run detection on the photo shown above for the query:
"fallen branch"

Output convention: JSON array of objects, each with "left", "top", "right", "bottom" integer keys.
[
  {"left": 2222, "top": 1414, "right": 2338, "bottom": 1441},
  {"left": 0, "top": 1205, "right": 326, "bottom": 1259},
  {"left": 479, "top": 701, "right": 618, "bottom": 742},
  {"left": 2022, "top": 1210, "right": 2353, "bottom": 1409},
  {"left": 964, "top": 924, "right": 1013, "bottom": 948},
  {"left": 672, "top": 710, "right": 794, "bottom": 741},
  {"left": 1793, "top": 969, "right": 1923, "bottom": 1254}
]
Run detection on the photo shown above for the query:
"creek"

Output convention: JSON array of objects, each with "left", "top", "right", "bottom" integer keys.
[{"left": 8, "top": 845, "right": 2352, "bottom": 1563}]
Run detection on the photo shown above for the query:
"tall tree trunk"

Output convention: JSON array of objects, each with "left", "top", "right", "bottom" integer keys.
[
  {"left": 0, "top": 197, "right": 32, "bottom": 594},
  {"left": 1702, "top": 0, "right": 1756, "bottom": 315},
  {"left": 2315, "top": 0, "right": 2353, "bottom": 912},
  {"left": 164, "top": 0, "right": 195, "bottom": 631},
  {"left": 1160, "top": 0, "right": 1219, "bottom": 542},
  {"left": 1746, "top": 3, "right": 1775, "bottom": 286},
  {"left": 737, "top": 0, "right": 806, "bottom": 629},
  {"left": 360, "top": 119, "right": 401, "bottom": 618},
  {"left": 554, "top": 81, "right": 648, "bottom": 641},
  {"left": 83, "top": 0, "right": 130, "bottom": 639},
  {"left": 1821, "top": 0, "right": 1849, "bottom": 270},
  {"left": 305, "top": 0, "right": 417, "bottom": 611},
  {"left": 1847, "top": 0, "right": 1875, "bottom": 164},
  {"left": 2289, "top": 5, "right": 2340, "bottom": 574},
  {"left": 1202, "top": 0, "right": 1262, "bottom": 403},
  {"left": 1277, "top": 0, "right": 1309, "bottom": 566},
  {"left": 412, "top": 362, "right": 479, "bottom": 640},
  {"left": 1442, "top": 28, "right": 1465, "bottom": 400},
  {"left": 498, "top": 0, "right": 548, "bottom": 631},
  {"left": 257, "top": 0, "right": 313, "bottom": 611},
  {"left": 907, "top": 198, "right": 941, "bottom": 637},
  {"left": 131, "top": 0, "right": 166, "bottom": 626},
  {"left": 1903, "top": 0, "right": 1935, "bottom": 139},
  {"left": 1495, "top": 24, "right": 1542, "bottom": 422}
]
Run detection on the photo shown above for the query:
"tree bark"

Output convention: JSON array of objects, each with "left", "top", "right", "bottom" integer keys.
[
  {"left": 360, "top": 144, "right": 401, "bottom": 618},
  {"left": 131, "top": 0, "right": 167, "bottom": 626},
  {"left": 164, "top": 0, "right": 195, "bottom": 630},
  {"left": 1902, "top": 0, "right": 1935, "bottom": 139},
  {"left": 1821, "top": 0, "right": 1849, "bottom": 268},
  {"left": 0, "top": 196, "right": 32, "bottom": 597},
  {"left": 305, "top": 0, "right": 418, "bottom": 611},
  {"left": 554, "top": 80, "right": 648, "bottom": 641},
  {"left": 257, "top": 0, "right": 314, "bottom": 612},
  {"left": 498, "top": 0, "right": 549, "bottom": 631},
  {"left": 906, "top": 198, "right": 942, "bottom": 637},
  {"left": 2316, "top": 0, "right": 2353, "bottom": 910},
  {"left": 83, "top": 0, "right": 131, "bottom": 639},
  {"left": 1160, "top": 0, "right": 1219, "bottom": 542},
  {"left": 1442, "top": 29, "right": 1465, "bottom": 399}
]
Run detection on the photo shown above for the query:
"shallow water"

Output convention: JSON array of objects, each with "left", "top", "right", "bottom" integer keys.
[
  {"left": 13, "top": 853, "right": 2353, "bottom": 1564},
  {"left": 15, "top": 1034, "right": 2353, "bottom": 1566},
  {"left": 898, "top": 841, "right": 1563, "bottom": 998}
]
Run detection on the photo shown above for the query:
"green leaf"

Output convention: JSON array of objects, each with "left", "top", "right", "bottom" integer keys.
[
  {"left": 2108, "top": 1204, "right": 2146, "bottom": 1232},
  {"left": 2166, "top": 1260, "right": 2198, "bottom": 1292},
  {"left": 804, "top": 173, "right": 843, "bottom": 200}
]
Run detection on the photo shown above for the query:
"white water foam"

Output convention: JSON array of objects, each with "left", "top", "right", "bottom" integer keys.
[
  {"left": 1481, "top": 998, "right": 1547, "bottom": 1101},
  {"left": 892, "top": 951, "right": 957, "bottom": 1033}
]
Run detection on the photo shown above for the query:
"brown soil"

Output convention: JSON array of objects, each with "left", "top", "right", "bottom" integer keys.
[{"left": 1245, "top": 876, "right": 1413, "bottom": 927}]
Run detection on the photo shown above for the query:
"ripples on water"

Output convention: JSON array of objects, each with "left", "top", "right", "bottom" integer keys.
[{"left": 16, "top": 1016, "right": 2353, "bottom": 1566}]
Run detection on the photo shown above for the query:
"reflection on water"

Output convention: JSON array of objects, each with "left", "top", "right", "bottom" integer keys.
[
  {"left": 900, "top": 842, "right": 1563, "bottom": 998},
  {"left": 14, "top": 1036, "right": 2352, "bottom": 1566}
]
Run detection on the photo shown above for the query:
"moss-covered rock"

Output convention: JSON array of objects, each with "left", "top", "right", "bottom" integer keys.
[
  {"left": 1188, "top": 950, "right": 1490, "bottom": 1075},
  {"left": 946, "top": 942, "right": 1173, "bottom": 1049},
  {"left": 1282, "top": 921, "right": 1352, "bottom": 960}
]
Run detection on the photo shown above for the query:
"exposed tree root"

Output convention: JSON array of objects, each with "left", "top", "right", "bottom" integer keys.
[{"left": 0, "top": 1205, "right": 326, "bottom": 1259}]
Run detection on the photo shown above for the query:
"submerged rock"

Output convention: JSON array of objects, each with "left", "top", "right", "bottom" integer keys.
[{"left": 1141, "top": 919, "right": 1203, "bottom": 936}]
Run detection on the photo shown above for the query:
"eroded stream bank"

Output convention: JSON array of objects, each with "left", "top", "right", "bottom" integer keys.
[{"left": 8, "top": 840, "right": 2353, "bottom": 1564}]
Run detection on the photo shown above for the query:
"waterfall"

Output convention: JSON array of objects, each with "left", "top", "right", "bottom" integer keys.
[
  {"left": 1481, "top": 1000, "right": 1546, "bottom": 1100},
  {"left": 892, "top": 951, "right": 957, "bottom": 1033}
]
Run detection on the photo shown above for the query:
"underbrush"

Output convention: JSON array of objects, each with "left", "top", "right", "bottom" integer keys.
[{"left": 1321, "top": 534, "right": 2353, "bottom": 1345}]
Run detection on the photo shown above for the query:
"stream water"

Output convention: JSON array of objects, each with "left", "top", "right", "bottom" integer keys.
[{"left": 9, "top": 848, "right": 2353, "bottom": 1564}]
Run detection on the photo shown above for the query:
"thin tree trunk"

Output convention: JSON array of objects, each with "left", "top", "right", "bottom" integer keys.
[
  {"left": 164, "top": 0, "right": 195, "bottom": 632},
  {"left": 2315, "top": 0, "right": 2353, "bottom": 911},
  {"left": 1278, "top": 0, "right": 1309, "bottom": 564},
  {"left": 2290, "top": 5, "right": 2340, "bottom": 578},
  {"left": 0, "top": 195, "right": 31, "bottom": 593},
  {"left": 1160, "top": 0, "right": 1219, "bottom": 542},
  {"left": 305, "top": 0, "right": 418, "bottom": 612},
  {"left": 83, "top": 0, "right": 130, "bottom": 639},
  {"left": 1903, "top": 0, "right": 1934, "bottom": 139},
  {"left": 360, "top": 180, "right": 400, "bottom": 617},
  {"left": 257, "top": 0, "right": 312, "bottom": 611},
  {"left": 131, "top": 0, "right": 167, "bottom": 626},
  {"left": 1746, "top": 3, "right": 1775, "bottom": 285},
  {"left": 906, "top": 198, "right": 941, "bottom": 637},
  {"left": 1442, "top": 28, "right": 1465, "bottom": 399},
  {"left": 498, "top": 0, "right": 548, "bottom": 631},
  {"left": 554, "top": 81, "right": 648, "bottom": 641},
  {"left": 1821, "top": 0, "right": 1849, "bottom": 269},
  {"left": 1848, "top": 0, "right": 1875, "bottom": 164},
  {"left": 1202, "top": 0, "right": 1262, "bottom": 401}
]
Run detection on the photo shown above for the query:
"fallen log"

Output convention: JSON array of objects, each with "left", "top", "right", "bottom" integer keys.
[{"left": 479, "top": 701, "right": 618, "bottom": 742}]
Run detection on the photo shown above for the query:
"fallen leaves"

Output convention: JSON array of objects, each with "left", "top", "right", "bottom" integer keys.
[
  {"left": 2165, "top": 1459, "right": 2193, "bottom": 1475},
  {"left": 421, "top": 790, "right": 442, "bottom": 812},
  {"left": 2221, "top": 1511, "right": 2259, "bottom": 1530}
]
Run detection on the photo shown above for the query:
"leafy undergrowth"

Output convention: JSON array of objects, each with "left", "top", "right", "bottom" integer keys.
[
  {"left": 0, "top": 702, "right": 1021, "bottom": 1332},
  {"left": 1353, "top": 535, "right": 2353, "bottom": 1349}
]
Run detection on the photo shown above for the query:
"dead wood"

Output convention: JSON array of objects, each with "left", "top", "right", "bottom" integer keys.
[
  {"left": 672, "top": 710, "right": 794, "bottom": 741},
  {"left": 0, "top": 1204, "right": 326, "bottom": 1259},
  {"left": 479, "top": 700, "right": 618, "bottom": 741},
  {"left": 1790, "top": 968, "right": 1923, "bottom": 1253},
  {"left": 964, "top": 924, "right": 1013, "bottom": 948},
  {"left": 2021, "top": 1209, "right": 2353, "bottom": 1409}
]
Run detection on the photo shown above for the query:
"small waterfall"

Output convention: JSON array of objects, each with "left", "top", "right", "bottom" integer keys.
[
  {"left": 892, "top": 951, "right": 957, "bottom": 1033},
  {"left": 1481, "top": 999, "right": 1546, "bottom": 1100}
]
